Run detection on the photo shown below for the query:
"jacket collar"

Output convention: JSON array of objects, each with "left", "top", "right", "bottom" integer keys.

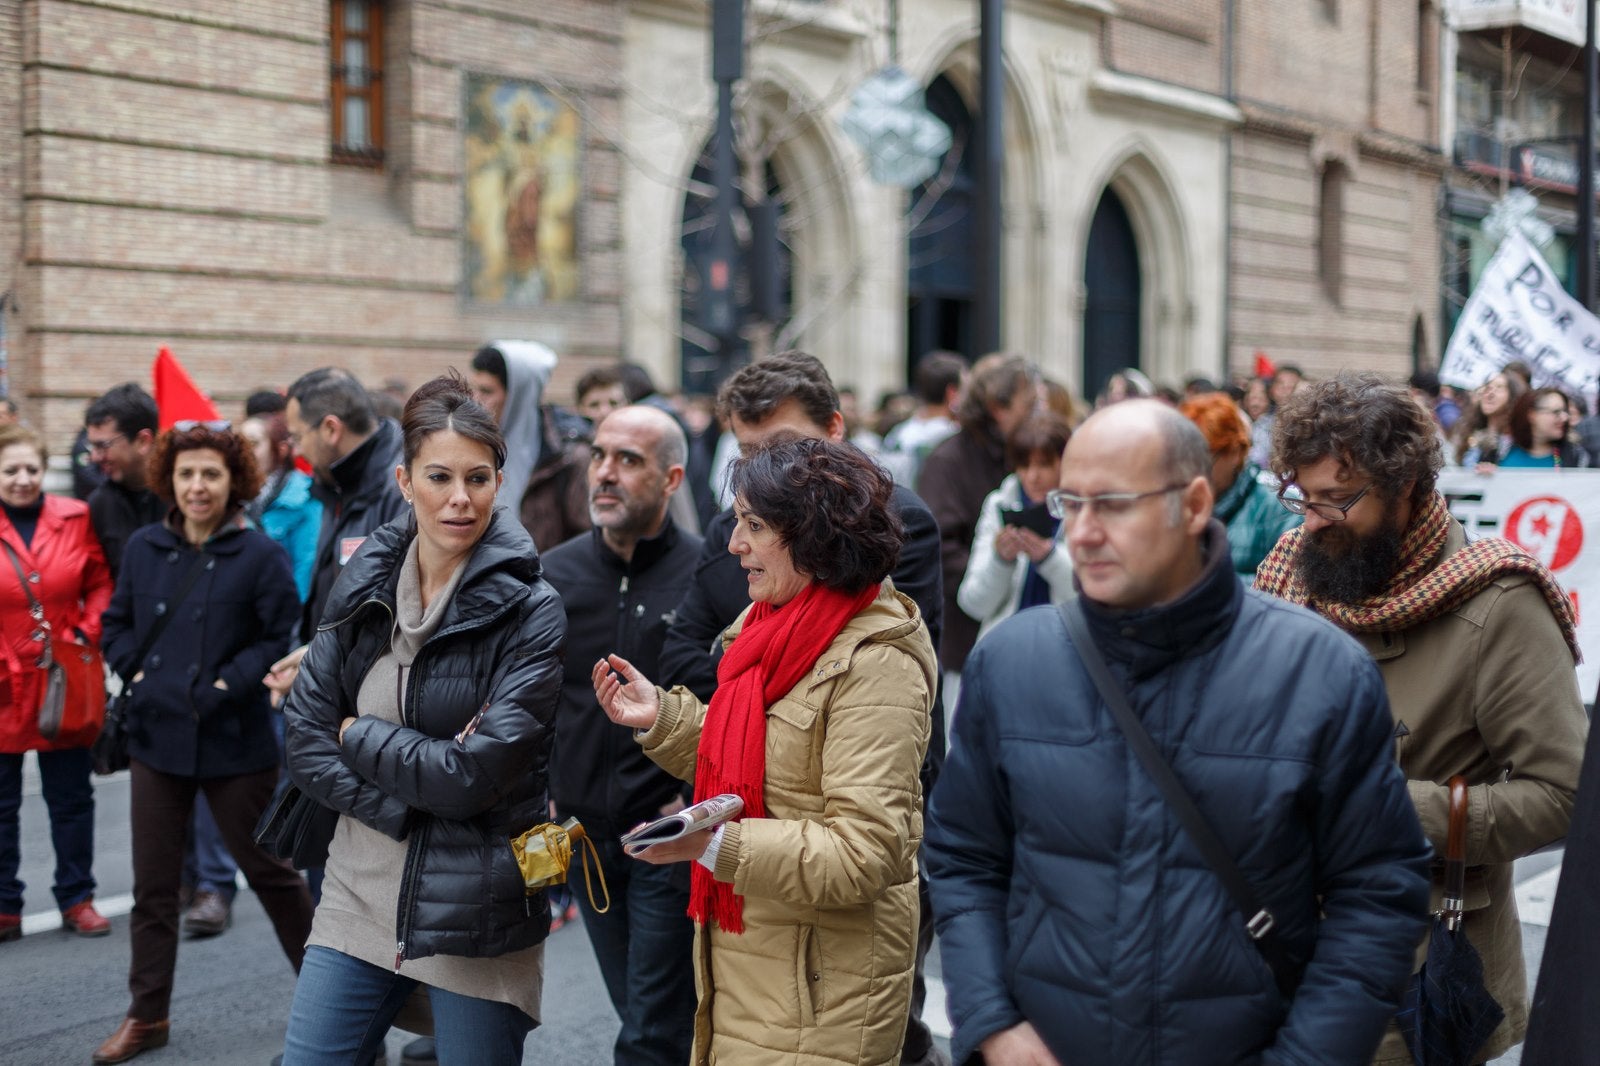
[
  {"left": 1078, "top": 520, "right": 1240, "bottom": 680},
  {"left": 320, "top": 506, "right": 537, "bottom": 636},
  {"left": 147, "top": 513, "right": 251, "bottom": 555},
  {"left": 103, "top": 479, "right": 164, "bottom": 519},
  {"left": 1213, "top": 462, "right": 1263, "bottom": 524},
  {"left": 589, "top": 519, "right": 681, "bottom": 574},
  {"left": 316, "top": 418, "right": 402, "bottom": 504}
]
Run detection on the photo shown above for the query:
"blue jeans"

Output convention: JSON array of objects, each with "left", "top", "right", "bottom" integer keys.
[
  {"left": 575, "top": 835, "right": 696, "bottom": 1066},
  {"left": 182, "top": 792, "right": 239, "bottom": 903},
  {"left": 0, "top": 749, "right": 96, "bottom": 913},
  {"left": 282, "top": 946, "right": 535, "bottom": 1066}
]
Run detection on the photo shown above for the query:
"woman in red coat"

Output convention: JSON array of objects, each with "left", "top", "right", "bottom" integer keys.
[{"left": 0, "top": 423, "right": 115, "bottom": 943}]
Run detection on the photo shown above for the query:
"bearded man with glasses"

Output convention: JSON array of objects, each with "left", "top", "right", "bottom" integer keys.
[
  {"left": 927, "top": 398, "right": 1431, "bottom": 1066},
  {"left": 1257, "top": 371, "right": 1587, "bottom": 1066}
]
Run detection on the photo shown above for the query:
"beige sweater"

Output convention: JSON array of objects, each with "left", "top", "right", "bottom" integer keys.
[{"left": 307, "top": 540, "right": 544, "bottom": 1023}]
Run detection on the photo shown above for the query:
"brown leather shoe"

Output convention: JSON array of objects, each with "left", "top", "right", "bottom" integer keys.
[
  {"left": 93, "top": 1017, "right": 169, "bottom": 1064},
  {"left": 181, "top": 890, "right": 231, "bottom": 939}
]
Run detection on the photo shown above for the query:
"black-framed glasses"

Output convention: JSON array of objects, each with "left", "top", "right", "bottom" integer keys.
[
  {"left": 172, "top": 419, "right": 231, "bottom": 433},
  {"left": 1277, "top": 482, "right": 1373, "bottom": 521},
  {"left": 84, "top": 432, "right": 127, "bottom": 454},
  {"left": 1046, "top": 484, "right": 1191, "bottom": 522}
]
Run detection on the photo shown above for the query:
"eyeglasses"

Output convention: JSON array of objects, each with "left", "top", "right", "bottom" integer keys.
[
  {"left": 1534, "top": 406, "right": 1571, "bottom": 418},
  {"left": 1046, "top": 484, "right": 1191, "bottom": 522},
  {"left": 1277, "top": 482, "right": 1373, "bottom": 522},
  {"left": 84, "top": 433, "right": 127, "bottom": 454},
  {"left": 172, "top": 420, "right": 232, "bottom": 433}
]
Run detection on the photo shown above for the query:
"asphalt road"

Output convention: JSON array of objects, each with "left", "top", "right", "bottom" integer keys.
[{"left": 1, "top": 758, "right": 1555, "bottom": 1065}]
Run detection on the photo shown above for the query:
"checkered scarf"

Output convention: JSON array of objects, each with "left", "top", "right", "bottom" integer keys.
[{"left": 1254, "top": 490, "right": 1579, "bottom": 661}]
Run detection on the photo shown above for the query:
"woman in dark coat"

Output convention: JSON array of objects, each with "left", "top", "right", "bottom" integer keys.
[
  {"left": 93, "top": 423, "right": 314, "bottom": 1065},
  {"left": 280, "top": 374, "right": 565, "bottom": 1066}
]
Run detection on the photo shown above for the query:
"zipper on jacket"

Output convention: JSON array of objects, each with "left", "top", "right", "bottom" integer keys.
[{"left": 393, "top": 819, "right": 429, "bottom": 971}]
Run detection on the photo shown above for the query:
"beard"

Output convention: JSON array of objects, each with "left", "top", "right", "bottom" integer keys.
[{"left": 1294, "top": 513, "right": 1407, "bottom": 604}]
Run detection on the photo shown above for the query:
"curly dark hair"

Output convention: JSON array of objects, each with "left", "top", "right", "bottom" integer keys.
[
  {"left": 729, "top": 436, "right": 903, "bottom": 593},
  {"left": 715, "top": 351, "right": 838, "bottom": 430},
  {"left": 147, "top": 424, "right": 263, "bottom": 509},
  {"left": 1270, "top": 372, "right": 1441, "bottom": 506}
]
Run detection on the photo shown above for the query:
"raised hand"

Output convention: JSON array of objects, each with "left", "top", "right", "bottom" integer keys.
[{"left": 592, "top": 654, "right": 661, "bottom": 731}]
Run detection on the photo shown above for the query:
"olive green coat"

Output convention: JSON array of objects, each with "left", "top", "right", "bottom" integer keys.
[
  {"left": 1358, "top": 523, "right": 1587, "bottom": 1065},
  {"left": 640, "top": 581, "right": 937, "bottom": 1066}
]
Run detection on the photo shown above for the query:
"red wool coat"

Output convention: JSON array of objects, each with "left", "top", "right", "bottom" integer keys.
[{"left": 0, "top": 495, "right": 114, "bottom": 753}]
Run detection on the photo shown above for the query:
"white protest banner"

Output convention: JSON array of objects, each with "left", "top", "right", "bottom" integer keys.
[
  {"left": 1439, "top": 230, "right": 1600, "bottom": 404},
  {"left": 1438, "top": 468, "right": 1600, "bottom": 697}
]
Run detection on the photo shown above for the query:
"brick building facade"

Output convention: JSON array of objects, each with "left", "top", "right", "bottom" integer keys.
[
  {"left": 0, "top": 0, "right": 625, "bottom": 446},
  {"left": 0, "top": 0, "right": 1473, "bottom": 444},
  {"left": 1228, "top": 1, "right": 1445, "bottom": 380}
]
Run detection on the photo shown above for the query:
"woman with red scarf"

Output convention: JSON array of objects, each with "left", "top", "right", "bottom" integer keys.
[{"left": 594, "top": 436, "right": 937, "bottom": 1066}]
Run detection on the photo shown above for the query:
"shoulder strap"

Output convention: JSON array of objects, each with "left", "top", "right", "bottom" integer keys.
[
  {"left": 1, "top": 538, "right": 51, "bottom": 665},
  {"left": 1, "top": 538, "right": 44, "bottom": 619},
  {"left": 1058, "top": 599, "right": 1297, "bottom": 995},
  {"left": 116, "top": 550, "right": 212, "bottom": 684}
]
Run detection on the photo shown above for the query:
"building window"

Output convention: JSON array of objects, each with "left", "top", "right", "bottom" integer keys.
[
  {"left": 331, "top": 0, "right": 384, "bottom": 164},
  {"left": 1416, "top": 2, "right": 1436, "bottom": 95},
  {"left": 1318, "top": 161, "right": 1346, "bottom": 305}
]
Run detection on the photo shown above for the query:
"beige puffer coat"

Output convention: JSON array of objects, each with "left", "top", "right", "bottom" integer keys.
[
  {"left": 639, "top": 581, "right": 937, "bottom": 1066},
  {"left": 1361, "top": 523, "right": 1587, "bottom": 1065}
]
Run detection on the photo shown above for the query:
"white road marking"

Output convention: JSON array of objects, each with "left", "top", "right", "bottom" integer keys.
[
  {"left": 1515, "top": 862, "right": 1562, "bottom": 929},
  {"left": 23, "top": 891, "right": 134, "bottom": 935}
]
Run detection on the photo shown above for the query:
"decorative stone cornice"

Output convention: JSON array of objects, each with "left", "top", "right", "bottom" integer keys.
[{"left": 1089, "top": 69, "right": 1243, "bottom": 128}]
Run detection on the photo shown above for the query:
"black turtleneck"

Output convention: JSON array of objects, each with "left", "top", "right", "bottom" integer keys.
[
  {"left": 1078, "top": 520, "right": 1242, "bottom": 682},
  {"left": 3, "top": 497, "right": 45, "bottom": 548}
]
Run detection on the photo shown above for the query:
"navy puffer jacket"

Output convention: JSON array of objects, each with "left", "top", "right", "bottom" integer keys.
[
  {"left": 284, "top": 508, "right": 566, "bottom": 963},
  {"left": 926, "top": 524, "right": 1431, "bottom": 1066}
]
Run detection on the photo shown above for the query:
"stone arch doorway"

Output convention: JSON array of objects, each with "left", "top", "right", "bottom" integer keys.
[
  {"left": 1082, "top": 187, "right": 1142, "bottom": 402},
  {"left": 906, "top": 74, "right": 977, "bottom": 377}
]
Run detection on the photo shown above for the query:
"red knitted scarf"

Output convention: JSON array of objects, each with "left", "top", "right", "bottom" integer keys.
[
  {"left": 1255, "top": 490, "right": 1579, "bottom": 661},
  {"left": 689, "top": 581, "right": 879, "bottom": 933}
]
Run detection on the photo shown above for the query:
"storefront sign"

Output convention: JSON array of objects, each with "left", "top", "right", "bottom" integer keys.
[
  {"left": 1439, "top": 468, "right": 1599, "bottom": 695},
  {"left": 1440, "top": 230, "right": 1600, "bottom": 403}
]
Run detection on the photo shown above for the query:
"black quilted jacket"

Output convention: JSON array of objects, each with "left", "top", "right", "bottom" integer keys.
[{"left": 284, "top": 507, "right": 566, "bottom": 963}]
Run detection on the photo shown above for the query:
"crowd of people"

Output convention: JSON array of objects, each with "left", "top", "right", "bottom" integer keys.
[{"left": 0, "top": 343, "right": 1594, "bottom": 1066}]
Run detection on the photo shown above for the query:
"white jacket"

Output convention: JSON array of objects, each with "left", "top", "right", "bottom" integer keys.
[{"left": 956, "top": 474, "right": 1075, "bottom": 642}]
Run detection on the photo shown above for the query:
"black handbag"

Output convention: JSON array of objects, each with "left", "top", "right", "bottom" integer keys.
[
  {"left": 91, "top": 691, "right": 132, "bottom": 776},
  {"left": 253, "top": 781, "right": 338, "bottom": 868},
  {"left": 92, "top": 551, "right": 212, "bottom": 776}
]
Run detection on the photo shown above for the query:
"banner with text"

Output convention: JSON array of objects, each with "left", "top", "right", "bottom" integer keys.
[
  {"left": 1439, "top": 468, "right": 1600, "bottom": 697},
  {"left": 1440, "top": 230, "right": 1600, "bottom": 405}
]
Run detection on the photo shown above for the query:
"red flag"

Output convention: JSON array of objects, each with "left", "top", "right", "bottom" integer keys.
[
  {"left": 151, "top": 347, "right": 221, "bottom": 429},
  {"left": 1253, "top": 350, "right": 1276, "bottom": 380}
]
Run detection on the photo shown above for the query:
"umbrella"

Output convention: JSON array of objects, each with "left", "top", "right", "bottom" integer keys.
[{"left": 1395, "top": 776, "right": 1505, "bottom": 1066}]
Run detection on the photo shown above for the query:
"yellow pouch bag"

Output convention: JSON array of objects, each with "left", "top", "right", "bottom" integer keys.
[{"left": 510, "top": 816, "right": 610, "bottom": 914}]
